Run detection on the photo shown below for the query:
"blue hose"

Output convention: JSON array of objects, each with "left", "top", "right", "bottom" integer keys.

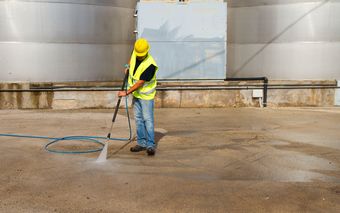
[{"left": 0, "top": 96, "right": 132, "bottom": 154}]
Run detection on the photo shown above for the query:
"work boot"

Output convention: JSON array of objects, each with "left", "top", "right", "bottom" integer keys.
[
  {"left": 146, "top": 147, "right": 156, "bottom": 156},
  {"left": 130, "top": 145, "right": 146, "bottom": 152}
]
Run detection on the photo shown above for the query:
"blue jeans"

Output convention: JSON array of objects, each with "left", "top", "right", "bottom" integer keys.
[{"left": 133, "top": 97, "right": 155, "bottom": 149}]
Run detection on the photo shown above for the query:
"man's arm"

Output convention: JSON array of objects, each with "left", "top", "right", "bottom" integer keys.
[
  {"left": 117, "top": 64, "right": 155, "bottom": 97},
  {"left": 117, "top": 80, "right": 145, "bottom": 97},
  {"left": 118, "top": 62, "right": 131, "bottom": 97}
]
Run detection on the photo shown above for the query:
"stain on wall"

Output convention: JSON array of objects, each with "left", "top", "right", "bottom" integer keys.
[{"left": 0, "top": 81, "right": 336, "bottom": 109}]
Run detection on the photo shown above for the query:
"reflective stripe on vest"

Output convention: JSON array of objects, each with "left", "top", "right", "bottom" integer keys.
[
  {"left": 139, "top": 87, "right": 156, "bottom": 95},
  {"left": 128, "top": 52, "right": 158, "bottom": 100}
]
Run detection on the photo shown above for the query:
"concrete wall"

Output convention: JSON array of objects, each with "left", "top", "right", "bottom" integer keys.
[
  {"left": 0, "top": 81, "right": 336, "bottom": 109},
  {"left": 335, "top": 80, "right": 340, "bottom": 106}
]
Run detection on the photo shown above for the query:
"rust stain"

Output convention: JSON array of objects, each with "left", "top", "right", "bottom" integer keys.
[
  {"left": 29, "top": 83, "right": 54, "bottom": 109},
  {"left": 0, "top": 84, "right": 4, "bottom": 109},
  {"left": 0, "top": 81, "right": 338, "bottom": 109},
  {"left": 7, "top": 84, "right": 14, "bottom": 109},
  {"left": 46, "top": 91, "right": 54, "bottom": 109},
  {"left": 30, "top": 92, "right": 41, "bottom": 109},
  {"left": 14, "top": 83, "right": 23, "bottom": 109}
]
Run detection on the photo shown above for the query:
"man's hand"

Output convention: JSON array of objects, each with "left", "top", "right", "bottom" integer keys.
[
  {"left": 117, "top": 91, "right": 128, "bottom": 97},
  {"left": 124, "top": 68, "right": 129, "bottom": 74},
  {"left": 117, "top": 80, "right": 144, "bottom": 97}
]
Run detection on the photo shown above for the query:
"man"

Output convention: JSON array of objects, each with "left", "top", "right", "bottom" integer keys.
[{"left": 118, "top": 38, "right": 158, "bottom": 156}]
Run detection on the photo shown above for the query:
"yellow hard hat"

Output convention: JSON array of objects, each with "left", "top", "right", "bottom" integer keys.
[{"left": 134, "top": 38, "right": 150, "bottom": 57}]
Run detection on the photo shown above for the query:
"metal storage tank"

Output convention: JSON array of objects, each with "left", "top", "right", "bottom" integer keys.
[
  {"left": 228, "top": 0, "right": 340, "bottom": 80},
  {"left": 2, "top": 0, "right": 340, "bottom": 82},
  {"left": 0, "top": 0, "right": 136, "bottom": 82}
]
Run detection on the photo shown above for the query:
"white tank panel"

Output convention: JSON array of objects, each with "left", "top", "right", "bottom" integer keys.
[
  {"left": 0, "top": 0, "right": 136, "bottom": 82},
  {"left": 228, "top": 0, "right": 340, "bottom": 79}
]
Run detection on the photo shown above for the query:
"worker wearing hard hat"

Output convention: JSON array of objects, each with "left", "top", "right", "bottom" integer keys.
[{"left": 118, "top": 38, "right": 158, "bottom": 156}]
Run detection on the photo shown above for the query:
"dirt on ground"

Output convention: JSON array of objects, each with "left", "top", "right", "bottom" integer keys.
[{"left": 0, "top": 108, "right": 339, "bottom": 212}]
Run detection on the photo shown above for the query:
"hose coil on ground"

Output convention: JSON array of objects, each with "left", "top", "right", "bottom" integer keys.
[{"left": 0, "top": 96, "right": 132, "bottom": 154}]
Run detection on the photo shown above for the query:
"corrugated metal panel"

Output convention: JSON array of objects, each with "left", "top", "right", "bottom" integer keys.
[{"left": 137, "top": 1, "right": 227, "bottom": 80}]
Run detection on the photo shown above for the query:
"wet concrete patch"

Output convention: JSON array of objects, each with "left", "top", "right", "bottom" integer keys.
[{"left": 0, "top": 108, "right": 340, "bottom": 212}]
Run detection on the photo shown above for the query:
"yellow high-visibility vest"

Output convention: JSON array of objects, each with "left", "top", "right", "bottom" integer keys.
[{"left": 128, "top": 51, "right": 158, "bottom": 100}]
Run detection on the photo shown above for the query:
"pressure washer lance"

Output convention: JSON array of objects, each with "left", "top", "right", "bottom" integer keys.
[{"left": 96, "top": 71, "right": 129, "bottom": 163}]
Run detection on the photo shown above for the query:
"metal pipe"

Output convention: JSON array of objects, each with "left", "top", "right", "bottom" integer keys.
[
  {"left": 267, "top": 86, "right": 340, "bottom": 90},
  {"left": 267, "top": 84, "right": 337, "bottom": 87},
  {"left": 31, "top": 85, "right": 265, "bottom": 90},
  {"left": 263, "top": 78, "right": 268, "bottom": 107},
  {"left": 225, "top": 77, "right": 267, "bottom": 81},
  {"left": 1, "top": 86, "right": 339, "bottom": 93},
  {"left": 158, "top": 79, "right": 223, "bottom": 82},
  {"left": 28, "top": 84, "right": 336, "bottom": 90}
]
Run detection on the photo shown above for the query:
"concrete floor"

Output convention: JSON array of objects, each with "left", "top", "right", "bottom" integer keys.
[{"left": 0, "top": 108, "right": 340, "bottom": 212}]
